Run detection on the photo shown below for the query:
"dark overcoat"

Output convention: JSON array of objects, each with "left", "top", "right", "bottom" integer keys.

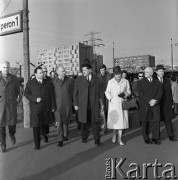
[
  {"left": 157, "top": 76, "right": 173, "bottom": 122},
  {"left": 52, "top": 76, "right": 74, "bottom": 123},
  {"left": 73, "top": 74, "right": 103, "bottom": 123},
  {"left": 0, "top": 74, "right": 20, "bottom": 127},
  {"left": 137, "top": 78, "right": 162, "bottom": 122},
  {"left": 24, "top": 78, "right": 55, "bottom": 127},
  {"left": 98, "top": 72, "right": 111, "bottom": 111}
]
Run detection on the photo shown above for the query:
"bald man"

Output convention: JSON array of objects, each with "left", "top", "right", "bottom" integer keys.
[
  {"left": 0, "top": 61, "right": 20, "bottom": 152},
  {"left": 52, "top": 67, "right": 74, "bottom": 147},
  {"left": 138, "top": 67, "right": 162, "bottom": 145}
]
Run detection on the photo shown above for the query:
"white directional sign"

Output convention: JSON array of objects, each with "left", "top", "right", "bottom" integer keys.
[{"left": 0, "top": 12, "right": 23, "bottom": 36}]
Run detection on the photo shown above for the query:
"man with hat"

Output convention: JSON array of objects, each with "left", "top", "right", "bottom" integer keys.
[
  {"left": 156, "top": 64, "right": 177, "bottom": 142},
  {"left": 105, "top": 66, "right": 131, "bottom": 145}
]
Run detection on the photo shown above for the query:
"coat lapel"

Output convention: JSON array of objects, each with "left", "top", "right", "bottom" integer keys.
[
  {"left": 82, "top": 76, "right": 88, "bottom": 87},
  {"left": 1, "top": 73, "right": 13, "bottom": 87},
  {"left": 91, "top": 74, "right": 96, "bottom": 87},
  {"left": 34, "top": 78, "right": 44, "bottom": 88},
  {"left": 61, "top": 76, "right": 67, "bottom": 86},
  {"left": 7, "top": 74, "right": 12, "bottom": 83}
]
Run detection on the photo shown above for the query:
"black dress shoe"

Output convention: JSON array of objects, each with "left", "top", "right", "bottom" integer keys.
[
  {"left": 169, "top": 137, "right": 178, "bottom": 142},
  {"left": 152, "top": 139, "right": 161, "bottom": 145},
  {"left": 10, "top": 136, "right": 16, "bottom": 145},
  {"left": 43, "top": 136, "right": 48, "bottom": 143},
  {"left": 144, "top": 139, "right": 152, "bottom": 144},
  {"left": 82, "top": 139, "right": 87, "bottom": 143},
  {"left": 95, "top": 140, "right": 103, "bottom": 147},
  {"left": 77, "top": 124, "right": 81, "bottom": 130},
  {"left": 0, "top": 145, "right": 6, "bottom": 153},
  {"left": 63, "top": 136, "right": 68, "bottom": 141},
  {"left": 57, "top": 141, "right": 63, "bottom": 147},
  {"left": 34, "top": 146, "right": 40, "bottom": 150},
  {"left": 104, "top": 129, "right": 108, "bottom": 134}
]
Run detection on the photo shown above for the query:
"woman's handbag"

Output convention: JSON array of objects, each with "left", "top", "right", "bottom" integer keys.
[{"left": 122, "top": 98, "right": 138, "bottom": 110}]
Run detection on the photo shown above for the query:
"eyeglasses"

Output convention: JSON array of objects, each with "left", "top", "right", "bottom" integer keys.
[{"left": 138, "top": 76, "right": 143, "bottom": 77}]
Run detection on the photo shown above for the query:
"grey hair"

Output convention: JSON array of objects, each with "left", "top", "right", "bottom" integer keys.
[
  {"left": 0, "top": 61, "right": 10, "bottom": 66},
  {"left": 144, "top": 67, "right": 153, "bottom": 75}
]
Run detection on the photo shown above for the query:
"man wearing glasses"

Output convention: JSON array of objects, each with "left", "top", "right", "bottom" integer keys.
[
  {"left": 138, "top": 72, "right": 144, "bottom": 80},
  {"left": 132, "top": 72, "right": 144, "bottom": 99}
]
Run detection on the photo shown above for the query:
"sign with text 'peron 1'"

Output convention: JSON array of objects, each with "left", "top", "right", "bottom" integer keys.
[{"left": 0, "top": 11, "right": 23, "bottom": 36}]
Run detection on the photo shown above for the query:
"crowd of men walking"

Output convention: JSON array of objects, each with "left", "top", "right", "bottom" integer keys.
[{"left": 0, "top": 60, "right": 177, "bottom": 152}]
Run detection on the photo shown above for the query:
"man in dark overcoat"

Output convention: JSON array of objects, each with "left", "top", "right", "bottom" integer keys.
[
  {"left": 0, "top": 61, "right": 20, "bottom": 152},
  {"left": 98, "top": 64, "right": 111, "bottom": 133},
  {"left": 41, "top": 66, "right": 53, "bottom": 142},
  {"left": 73, "top": 63, "right": 103, "bottom": 146},
  {"left": 138, "top": 67, "right": 162, "bottom": 145},
  {"left": 24, "top": 67, "right": 55, "bottom": 150},
  {"left": 155, "top": 64, "right": 177, "bottom": 142},
  {"left": 52, "top": 67, "right": 74, "bottom": 147}
]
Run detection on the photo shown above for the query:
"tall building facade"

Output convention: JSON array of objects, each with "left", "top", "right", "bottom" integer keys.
[
  {"left": 115, "top": 55, "right": 155, "bottom": 73},
  {"left": 92, "top": 54, "right": 103, "bottom": 73},
  {"left": 37, "top": 43, "right": 93, "bottom": 75}
]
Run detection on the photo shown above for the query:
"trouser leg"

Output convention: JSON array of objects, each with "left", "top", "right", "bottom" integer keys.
[
  {"left": 8, "top": 125, "right": 16, "bottom": 138},
  {"left": 141, "top": 122, "right": 150, "bottom": 140},
  {"left": 63, "top": 122, "right": 68, "bottom": 138},
  {"left": 81, "top": 123, "right": 88, "bottom": 140},
  {"left": 0, "top": 126, "right": 6, "bottom": 146},
  {"left": 75, "top": 110, "right": 79, "bottom": 125},
  {"left": 57, "top": 121, "right": 63, "bottom": 141},
  {"left": 152, "top": 122, "right": 160, "bottom": 140},
  {"left": 41, "top": 125, "right": 49, "bottom": 137},
  {"left": 175, "top": 104, "right": 178, "bottom": 114},
  {"left": 91, "top": 122, "right": 100, "bottom": 141},
  {"left": 165, "top": 121, "right": 174, "bottom": 138},
  {"left": 33, "top": 127, "right": 41, "bottom": 148}
]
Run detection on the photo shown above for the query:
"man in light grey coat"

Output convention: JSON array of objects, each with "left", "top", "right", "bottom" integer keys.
[
  {"left": 0, "top": 61, "right": 20, "bottom": 152},
  {"left": 52, "top": 67, "right": 74, "bottom": 147}
]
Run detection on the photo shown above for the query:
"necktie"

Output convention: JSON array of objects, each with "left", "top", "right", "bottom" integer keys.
[
  {"left": 160, "top": 78, "right": 163, "bottom": 83},
  {"left": 86, "top": 76, "right": 89, "bottom": 82},
  {"left": 38, "top": 80, "right": 42, "bottom": 84}
]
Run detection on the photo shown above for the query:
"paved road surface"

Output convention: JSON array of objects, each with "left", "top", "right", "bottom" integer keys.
[{"left": 0, "top": 108, "right": 177, "bottom": 180}]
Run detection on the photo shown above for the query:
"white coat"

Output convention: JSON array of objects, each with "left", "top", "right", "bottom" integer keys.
[{"left": 105, "top": 78, "right": 131, "bottom": 129}]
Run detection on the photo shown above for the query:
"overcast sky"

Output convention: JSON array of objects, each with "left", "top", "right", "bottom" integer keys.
[{"left": 0, "top": 0, "right": 177, "bottom": 68}]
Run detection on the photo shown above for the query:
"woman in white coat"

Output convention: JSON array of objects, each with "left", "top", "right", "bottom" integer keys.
[{"left": 105, "top": 66, "right": 131, "bottom": 145}]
